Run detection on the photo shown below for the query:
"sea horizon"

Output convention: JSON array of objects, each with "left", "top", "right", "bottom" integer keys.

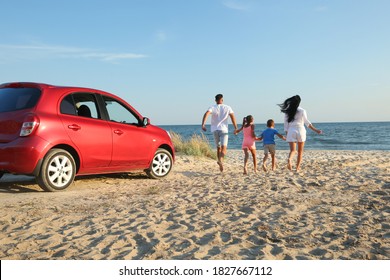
[
  {"left": 160, "top": 121, "right": 390, "bottom": 151},
  {"left": 157, "top": 120, "right": 390, "bottom": 126}
]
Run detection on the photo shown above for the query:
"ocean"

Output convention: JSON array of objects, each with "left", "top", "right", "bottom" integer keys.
[{"left": 161, "top": 122, "right": 390, "bottom": 151}]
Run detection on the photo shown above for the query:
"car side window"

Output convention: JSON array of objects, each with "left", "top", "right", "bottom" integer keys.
[
  {"left": 60, "top": 93, "right": 101, "bottom": 119},
  {"left": 103, "top": 96, "right": 140, "bottom": 125},
  {"left": 60, "top": 95, "right": 76, "bottom": 115}
]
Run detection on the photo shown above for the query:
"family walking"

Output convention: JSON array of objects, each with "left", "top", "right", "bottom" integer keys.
[{"left": 201, "top": 94, "right": 322, "bottom": 173}]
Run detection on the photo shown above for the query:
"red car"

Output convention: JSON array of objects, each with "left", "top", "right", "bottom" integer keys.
[{"left": 0, "top": 82, "right": 175, "bottom": 191}]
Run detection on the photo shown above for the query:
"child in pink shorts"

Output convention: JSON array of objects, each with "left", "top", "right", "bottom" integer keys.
[{"left": 235, "top": 115, "right": 258, "bottom": 174}]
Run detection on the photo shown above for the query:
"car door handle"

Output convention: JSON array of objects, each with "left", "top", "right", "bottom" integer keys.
[
  {"left": 114, "top": 129, "right": 124, "bottom": 135},
  {"left": 68, "top": 124, "right": 81, "bottom": 131}
]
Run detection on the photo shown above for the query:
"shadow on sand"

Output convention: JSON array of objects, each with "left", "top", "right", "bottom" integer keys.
[{"left": 0, "top": 172, "right": 150, "bottom": 193}]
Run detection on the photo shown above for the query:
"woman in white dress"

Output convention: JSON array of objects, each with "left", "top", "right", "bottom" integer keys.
[{"left": 279, "top": 95, "right": 322, "bottom": 171}]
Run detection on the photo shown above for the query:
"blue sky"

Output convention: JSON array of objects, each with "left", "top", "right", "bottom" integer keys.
[{"left": 1, "top": 0, "right": 389, "bottom": 125}]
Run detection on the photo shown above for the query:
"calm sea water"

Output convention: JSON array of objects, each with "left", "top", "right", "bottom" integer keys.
[{"left": 161, "top": 122, "right": 390, "bottom": 151}]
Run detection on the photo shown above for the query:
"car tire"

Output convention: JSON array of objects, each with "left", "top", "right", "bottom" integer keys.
[
  {"left": 37, "top": 148, "right": 76, "bottom": 192},
  {"left": 146, "top": 148, "right": 173, "bottom": 179}
]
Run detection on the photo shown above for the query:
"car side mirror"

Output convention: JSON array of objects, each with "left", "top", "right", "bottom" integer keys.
[{"left": 142, "top": 117, "right": 150, "bottom": 127}]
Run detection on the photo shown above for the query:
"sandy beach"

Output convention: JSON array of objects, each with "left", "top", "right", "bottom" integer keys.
[{"left": 0, "top": 150, "right": 389, "bottom": 260}]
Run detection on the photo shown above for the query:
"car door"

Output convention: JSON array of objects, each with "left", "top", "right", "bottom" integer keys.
[
  {"left": 102, "top": 96, "right": 152, "bottom": 168},
  {"left": 59, "top": 93, "right": 112, "bottom": 170}
]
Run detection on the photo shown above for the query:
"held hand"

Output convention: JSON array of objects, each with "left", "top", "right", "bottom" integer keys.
[{"left": 318, "top": 130, "right": 323, "bottom": 135}]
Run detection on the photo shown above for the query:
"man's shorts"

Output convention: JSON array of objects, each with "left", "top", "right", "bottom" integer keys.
[
  {"left": 263, "top": 144, "right": 276, "bottom": 155},
  {"left": 213, "top": 130, "right": 228, "bottom": 147}
]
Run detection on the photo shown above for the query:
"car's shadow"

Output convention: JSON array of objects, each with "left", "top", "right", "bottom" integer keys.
[
  {"left": 0, "top": 172, "right": 150, "bottom": 193},
  {"left": 76, "top": 172, "right": 149, "bottom": 181},
  {"left": 0, "top": 175, "right": 40, "bottom": 193}
]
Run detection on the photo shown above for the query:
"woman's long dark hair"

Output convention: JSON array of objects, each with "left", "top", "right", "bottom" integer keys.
[{"left": 278, "top": 95, "right": 301, "bottom": 123}]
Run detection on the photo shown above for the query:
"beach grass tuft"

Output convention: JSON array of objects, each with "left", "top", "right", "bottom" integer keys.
[{"left": 170, "top": 131, "right": 216, "bottom": 159}]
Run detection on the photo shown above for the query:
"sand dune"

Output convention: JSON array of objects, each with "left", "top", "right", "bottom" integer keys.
[{"left": 0, "top": 150, "right": 389, "bottom": 260}]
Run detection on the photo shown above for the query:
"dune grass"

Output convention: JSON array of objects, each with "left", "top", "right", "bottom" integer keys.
[{"left": 170, "top": 131, "right": 216, "bottom": 160}]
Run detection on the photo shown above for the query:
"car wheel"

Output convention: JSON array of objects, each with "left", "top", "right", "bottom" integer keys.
[
  {"left": 146, "top": 148, "right": 173, "bottom": 179},
  {"left": 37, "top": 148, "right": 76, "bottom": 192}
]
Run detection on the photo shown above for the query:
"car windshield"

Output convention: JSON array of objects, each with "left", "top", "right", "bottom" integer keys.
[{"left": 0, "top": 87, "right": 41, "bottom": 113}]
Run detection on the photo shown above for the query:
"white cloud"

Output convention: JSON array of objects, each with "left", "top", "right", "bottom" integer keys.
[
  {"left": 78, "top": 52, "right": 148, "bottom": 61},
  {"left": 0, "top": 43, "right": 148, "bottom": 63}
]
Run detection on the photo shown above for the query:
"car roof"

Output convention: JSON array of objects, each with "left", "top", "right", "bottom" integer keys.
[
  {"left": 0, "top": 82, "right": 144, "bottom": 118},
  {"left": 0, "top": 82, "right": 95, "bottom": 92},
  {"left": 0, "top": 82, "right": 117, "bottom": 97}
]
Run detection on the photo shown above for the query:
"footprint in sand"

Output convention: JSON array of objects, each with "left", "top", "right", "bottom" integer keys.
[{"left": 220, "top": 232, "right": 232, "bottom": 243}]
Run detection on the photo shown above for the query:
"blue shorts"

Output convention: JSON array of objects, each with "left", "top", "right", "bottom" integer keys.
[{"left": 213, "top": 130, "right": 228, "bottom": 147}]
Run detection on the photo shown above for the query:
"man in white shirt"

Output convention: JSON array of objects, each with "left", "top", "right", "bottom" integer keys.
[{"left": 202, "top": 94, "right": 238, "bottom": 172}]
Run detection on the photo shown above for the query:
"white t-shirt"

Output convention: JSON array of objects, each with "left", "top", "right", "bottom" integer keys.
[
  {"left": 284, "top": 107, "right": 312, "bottom": 132},
  {"left": 207, "top": 104, "right": 234, "bottom": 133}
]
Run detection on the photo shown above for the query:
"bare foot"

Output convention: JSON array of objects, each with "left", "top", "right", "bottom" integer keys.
[
  {"left": 217, "top": 161, "right": 224, "bottom": 172},
  {"left": 287, "top": 160, "right": 292, "bottom": 171},
  {"left": 243, "top": 166, "right": 248, "bottom": 175},
  {"left": 262, "top": 164, "right": 267, "bottom": 172}
]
